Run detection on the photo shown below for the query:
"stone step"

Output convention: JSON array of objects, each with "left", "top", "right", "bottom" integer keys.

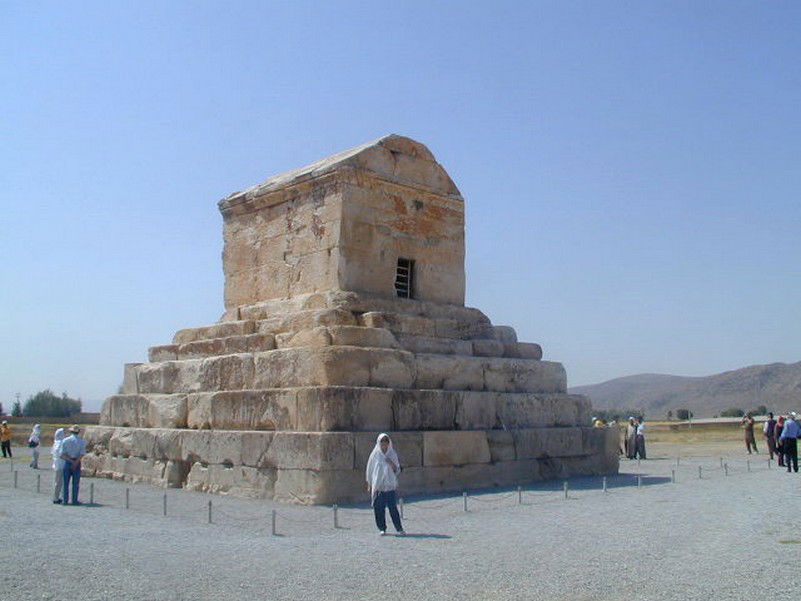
[
  {"left": 100, "top": 388, "right": 591, "bottom": 432},
  {"left": 358, "top": 311, "right": 497, "bottom": 340},
  {"left": 83, "top": 425, "right": 619, "bottom": 503},
  {"left": 127, "top": 347, "right": 566, "bottom": 396},
  {"left": 150, "top": 333, "right": 277, "bottom": 362}
]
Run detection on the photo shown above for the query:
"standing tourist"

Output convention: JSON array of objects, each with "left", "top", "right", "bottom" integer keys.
[
  {"left": 28, "top": 424, "right": 41, "bottom": 468},
  {"left": 778, "top": 413, "right": 799, "bottom": 473},
  {"left": 635, "top": 416, "right": 647, "bottom": 460},
  {"left": 740, "top": 413, "right": 758, "bottom": 454},
  {"left": 51, "top": 428, "right": 65, "bottom": 504},
  {"left": 763, "top": 412, "right": 777, "bottom": 461},
  {"left": 60, "top": 425, "right": 86, "bottom": 505},
  {"left": 775, "top": 416, "right": 786, "bottom": 467},
  {"left": 366, "top": 433, "right": 405, "bottom": 536},
  {"left": 626, "top": 417, "right": 637, "bottom": 459},
  {"left": 0, "top": 421, "right": 12, "bottom": 458}
]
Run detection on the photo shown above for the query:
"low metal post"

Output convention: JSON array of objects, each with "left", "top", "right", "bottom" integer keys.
[
  {"left": 333, "top": 504, "right": 338, "bottom": 529},
  {"left": 676, "top": 456, "right": 680, "bottom": 467},
  {"left": 637, "top": 458, "right": 641, "bottom": 468},
  {"left": 720, "top": 457, "right": 724, "bottom": 468},
  {"left": 747, "top": 460, "right": 750, "bottom": 473},
  {"left": 698, "top": 466, "right": 702, "bottom": 479},
  {"left": 399, "top": 497, "right": 404, "bottom": 519},
  {"left": 563, "top": 481, "right": 569, "bottom": 499},
  {"left": 671, "top": 469, "right": 675, "bottom": 483},
  {"left": 768, "top": 458, "right": 771, "bottom": 470},
  {"left": 208, "top": 500, "right": 212, "bottom": 524},
  {"left": 163, "top": 493, "right": 167, "bottom": 517},
  {"left": 90, "top": 482, "right": 94, "bottom": 504},
  {"left": 463, "top": 491, "right": 468, "bottom": 512},
  {"left": 125, "top": 488, "right": 130, "bottom": 509},
  {"left": 602, "top": 476, "right": 607, "bottom": 493},
  {"left": 637, "top": 475, "right": 642, "bottom": 489},
  {"left": 271, "top": 509, "right": 277, "bottom": 536},
  {"left": 36, "top": 473, "right": 41, "bottom": 493},
  {"left": 13, "top": 470, "right": 18, "bottom": 488},
  {"left": 518, "top": 486, "right": 522, "bottom": 504},
  {"left": 724, "top": 463, "right": 729, "bottom": 477}
]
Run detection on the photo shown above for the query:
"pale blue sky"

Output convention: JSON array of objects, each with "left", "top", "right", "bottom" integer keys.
[{"left": 2, "top": 2, "right": 799, "bottom": 411}]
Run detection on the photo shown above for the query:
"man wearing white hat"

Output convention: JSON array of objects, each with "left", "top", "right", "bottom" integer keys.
[{"left": 59, "top": 425, "right": 86, "bottom": 504}]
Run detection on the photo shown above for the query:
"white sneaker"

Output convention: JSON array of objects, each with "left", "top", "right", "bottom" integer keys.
[
  {"left": 379, "top": 530, "right": 387, "bottom": 536},
  {"left": 397, "top": 530, "right": 406, "bottom": 536}
]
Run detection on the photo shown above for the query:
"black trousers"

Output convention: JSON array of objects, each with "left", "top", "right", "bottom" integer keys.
[
  {"left": 1, "top": 441, "right": 11, "bottom": 458},
  {"left": 784, "top": 438, "right": 798, "bottom": 473},
  {"left": 373, "top": 490, "right": 403, "bottom": 532}
]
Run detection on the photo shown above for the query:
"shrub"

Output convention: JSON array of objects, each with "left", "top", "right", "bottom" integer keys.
[{"left": 720, "top": 407, "right": 745, "bottom": 418}]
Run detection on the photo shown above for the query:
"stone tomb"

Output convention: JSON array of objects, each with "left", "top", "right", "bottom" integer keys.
[{"left": 84, "top": 135, "right": 618, "bottom": 503}]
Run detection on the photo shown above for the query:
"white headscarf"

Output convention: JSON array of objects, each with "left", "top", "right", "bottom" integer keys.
[
  {"left": 51, "top": 428, "right": 65, "bottom": 470},
  {"left": 29, "top": 424, "right": 41, "bottom": 444},
  {"left": 365, "top": 433, "right": 401, "bottom": 505}
]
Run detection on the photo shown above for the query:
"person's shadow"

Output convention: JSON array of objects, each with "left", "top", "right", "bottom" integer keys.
[{"left": 394, "top": 533, "right": 451, "bottom": 539}]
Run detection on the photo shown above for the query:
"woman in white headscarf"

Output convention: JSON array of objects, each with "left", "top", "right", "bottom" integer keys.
[
  {"left": 51, "top": 428, "right": 65, "bottom": 504},
  {"left": 28, "top": 424, "right": 41, "bottom": 469},
  {"left": 365, "top": 433, "right": 405, "bottom": 536}
]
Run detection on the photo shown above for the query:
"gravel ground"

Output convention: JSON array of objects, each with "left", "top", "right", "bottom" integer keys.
[{"left": 1, "top": 441, "right": 800, "bottom": 601}]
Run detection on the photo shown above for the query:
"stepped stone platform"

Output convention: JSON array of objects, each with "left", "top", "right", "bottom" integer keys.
[{"left": 85, "top": 135, "right": 618, "bottom": 503}]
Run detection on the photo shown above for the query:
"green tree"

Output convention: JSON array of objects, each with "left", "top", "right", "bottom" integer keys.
[
  {"left": 11, "top": 400, "right": 22, "bottom": 416},
  {"left": 748, "top": 404, "right": 768, "bottom": 416},
  {"left": 720, "top": 407, "right": 744, "bottom": 418},
  {"left": 23, "top": 389, "right": 81, "bottom": 418},
  {"left": 676, "top": 408, "right": 693, "bottom": 420}
]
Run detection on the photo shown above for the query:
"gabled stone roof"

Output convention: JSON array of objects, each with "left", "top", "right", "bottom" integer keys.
[{"left": 220, "top": 134, "right": 461, "bottom": 209}]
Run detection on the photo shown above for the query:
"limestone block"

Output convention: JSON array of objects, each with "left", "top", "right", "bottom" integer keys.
[
  {"left": 414, "top": 354, "right": 484, "bottom": 391},
  {"left": 272, "top": 468, "right": 364, "bottom": 505},
  {"left": 486, "top": 430, "right": 516, "bottom": 462},
  {"left": 581, "top": 427, "right": 606, "bottom": 456},
  {"left": 471, "top": 339, "right": 504, "bottom": 357},
  {"left": 392, "top": 390, "right": 458, "bottom": 430},
  {"left": 199, "top": 353, "right": 255, "bottom": 391},
  {"left": 493, "top": 326, "right": 517, "bottom": 344},
  {"left": 358, "top": 312, "right": 429, "bottom": 336},
  {"left": 173, "top": 320, "right": 257, "bottom": 345},
  {"left": 454, "top": 391, "right": 497, "bottom": 430},
  {"left": 254, "top": 348, "right": 347, "bottom": 389},
  {"left": 84, "top": 426, "right": 116, "bottom": 453},
  {"left": 275, "top": 326, "right": 332, "bottom": 349},
  {"left": 328, "top": 326, "right": 399, "bottom": 349},
  {"left": 483, "top": 359, "right": 567, "bottom": 393},
  {"left": 295, "top": 387, "right": 393, "bottom": 432},
  {"left": 151, "top": 428, "right": 185, "bottom": 462},
  {"left": 423, "top": 431, "right": 490, "bottom": 467},
  {"left": 181, "top": 430, "right": 246, "bottom": 466},
  {"left": 186, "top": 390, "right": 296, "bottom": 431},
  {"left": 256, "top": 309, "right": 356, "bottom": 336},
  {"left": 122, "top": 363, "right": 141, "bottom": 394},
  {"left": 495, "top": 393, "right": 590, "bottom": 428},
  {"left": 147, "top": 394, "right": 188, "bottom": 428},
  {"left": 136, "top": 360, "right": 203, "bottom": 394},
  {"left": 100, "top": 395, "right": 149, "bottom": 427},
  {"left": 171, "top": 333, "right": 276, "bottom": 359},
  {"left": 186, "top": 463, "right": 276, "bottom": 498},
  {"left": 516, "top": 342, "right": 543, "bottom": 360},
  {"left": 354, "top": 431, "right": 423, "bottom": 469},
  {"left": 265, "top": 432, "right": 354, "bottom": 471},
  {"left": 396, "top": 334, "right": 472, "bottom": 356},
  {"left": 513, "top": 428, "right": 584, "bottom": 460},
  {"left": 149, "top": 345, "right": 178, "bottom": 362},
  {"left": 240, "top": 431, "right": 277, "bottom": 468},
  {"left": 368, "top": 348, "right": 416, "bottom": 388}
]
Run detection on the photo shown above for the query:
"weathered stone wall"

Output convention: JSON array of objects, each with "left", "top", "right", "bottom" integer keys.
[
  {"left": 220, "top": 177, "right": 344, "bottom": 310},
  {"left": 83, "top": 426, "right": 619, "bottom": 504}
]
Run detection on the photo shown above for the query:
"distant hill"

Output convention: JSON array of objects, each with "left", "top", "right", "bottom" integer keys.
[{"left": 569, "top": 361, "right": 801, "bottom": 418}]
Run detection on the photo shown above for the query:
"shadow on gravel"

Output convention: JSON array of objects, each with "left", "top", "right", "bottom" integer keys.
[{"left": 399, "top": 533, "right": 451, "bottom": 539}]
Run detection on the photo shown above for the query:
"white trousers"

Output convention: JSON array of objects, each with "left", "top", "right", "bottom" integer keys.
[
  {"left": 53, "top": 468, "right": 63, "bottom": 501},
  {"left": 30, "top": 447, "right": 40, "bottom": 468}
]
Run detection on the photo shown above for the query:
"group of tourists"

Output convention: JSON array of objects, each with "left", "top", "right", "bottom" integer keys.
[
  {"left": 624, "top": 416, "right": 646, "bottom": 460},
  {"left": 760, "top": 412, "right": 800, "bottom": 473},
  {"left": 2, "top": 422, "right": 87, "bottom": 504}
]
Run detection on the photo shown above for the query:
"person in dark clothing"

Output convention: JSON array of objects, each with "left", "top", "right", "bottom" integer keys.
[
  {"left": 763, "top": 413, "right": 777, "bottom": 460},
  {"left": 775, "top": 416, "right": 785, "bottom": 467},
  {"left": 779, "top": 413, "right": 800, "bottom": 473}
]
